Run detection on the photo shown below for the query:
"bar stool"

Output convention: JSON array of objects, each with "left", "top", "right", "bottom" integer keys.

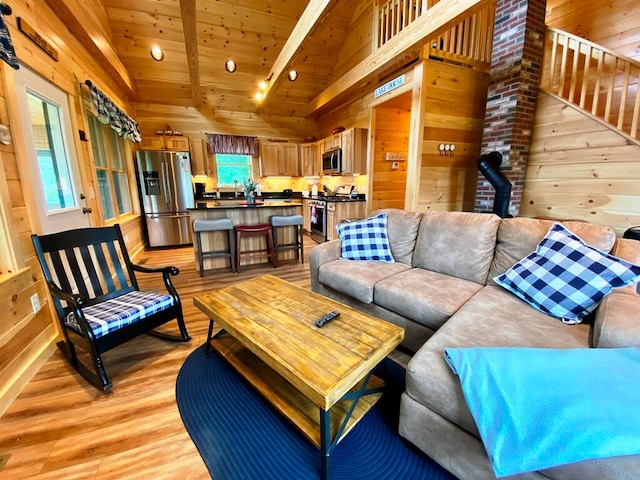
[
  {"left": 270, "top": 214, "right": 304, "bottom": 266},
  {"left": 193, "top": 218, "right": 235, "bottom": 276},
  {"left": 234, "top": 223, "right": 276, "bottom": 273}
]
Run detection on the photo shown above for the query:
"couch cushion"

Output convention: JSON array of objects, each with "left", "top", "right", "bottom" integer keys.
[
  {"left": 488, "top": 217, "right": 617, "bottom": 286},
  {"left": 405, "top": 286, "right": 591, "bottom": 437},
  {"left": 337, "top": 212, "right": 394, "bottom": 262},
  {"left": 494, "top": 223, "right": 640, "bottom": 324},
  {"left": 372, "top": 208, "right": 423, "bottom": 265},
  {"left": 412, "top": 211, "right": 500, "bottom": 285},
  {"left": 374, "top": 268, "right": 484, "bottom": 331},
  {"left": 318, "top": 259, "right": 410, "bottom": 304}
]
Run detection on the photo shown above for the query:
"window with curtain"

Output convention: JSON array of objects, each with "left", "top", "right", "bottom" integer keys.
[{"left": 87, "top": 114, "right": 132, "bottom": 221}]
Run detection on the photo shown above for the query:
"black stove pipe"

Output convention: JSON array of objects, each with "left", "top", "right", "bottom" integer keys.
[{"left": 477, "top": 151, "right": 512, "bottom": 218}]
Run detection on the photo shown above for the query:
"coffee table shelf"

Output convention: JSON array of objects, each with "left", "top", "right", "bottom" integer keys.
[{"left": 211, "top": 334, "right": 384, "bottom": 447}]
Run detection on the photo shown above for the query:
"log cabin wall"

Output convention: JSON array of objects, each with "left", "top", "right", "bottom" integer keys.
[
  {"left": 0, "top": 0, "right": 144, "bottom": 414},
  {"left": 370, "top": 102, "right": 412, "bottom": 211},
  {"left": 545, "top": 0, "right": 640, "bottom": 62},
  {"left": 519, "top": 92, "right": 640, "bottom": 235},
  {"left": 418, "top": 60, "right": 489, "bottom": 212}
]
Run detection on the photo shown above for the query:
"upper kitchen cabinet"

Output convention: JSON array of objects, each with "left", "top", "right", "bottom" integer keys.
[
  {"left": 139, "top": 135, "right": 191, "bottom": 151},
  {"left": 191, "top": 137, "right": 213, "bottom": 176},
  {"left": 323, "top": 134, "right": 341, "bottom": 152},
  {"left": 299, "top": 143, "right": 319, "bottom": 176},
  {"left": 260, "top": 142, "right": 300, "bottom": 176},
  {"left": 340, "top": 128, "right": 367, "bottom": 175}
]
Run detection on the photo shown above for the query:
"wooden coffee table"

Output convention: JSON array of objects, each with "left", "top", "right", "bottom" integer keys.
[{"left": 193, "top": 274, "right": 404, "bottom": 479}]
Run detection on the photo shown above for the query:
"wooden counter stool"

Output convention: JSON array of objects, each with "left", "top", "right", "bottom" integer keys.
[
  {"left": 270, "top": 214, "right": 304, "bottom": 266},
  {"left": 234, "top": 223, "right": 276, "bottom": 273},
  {"left": 193, "top": 218, "right": 236, "bottom": 275}
]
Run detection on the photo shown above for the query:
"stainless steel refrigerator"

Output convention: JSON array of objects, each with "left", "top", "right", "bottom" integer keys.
[{"left": 136, "top": 150, "right": 194, "bottom": 247}]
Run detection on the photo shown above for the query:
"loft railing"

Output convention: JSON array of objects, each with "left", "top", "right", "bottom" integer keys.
[
  {"left": 541, "top": 27, "right": 640, "bottom": 141},
  {"left": 375, "top": 0, "right": 495, "bottom": 70},
  {"left": 375, "top": 0, "right": 437, "bottom": 49}
]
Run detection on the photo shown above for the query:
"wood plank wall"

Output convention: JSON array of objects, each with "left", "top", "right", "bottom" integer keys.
[
  {"left": 417, "top": 60, "right": 489, "bottom": 212},
  {"left": 330, "top": 0, "right": 374, "bottom": 82},
  {"left": 520, "top": 92, "right": 640, "bottom": 235},
  {"left": 546, "top": 0, "right": 640, "bottom": 62},
  {"left": 0, "top": 0, "right": 143, "bottom": 414},
  {"left": 370, "top": 104, "right": 411, "bottom": 210}
]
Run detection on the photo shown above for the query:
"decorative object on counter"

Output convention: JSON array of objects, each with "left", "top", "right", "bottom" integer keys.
[
  {"left": 308, "top": 179, "right": 319, "bottom": 197},
  {"left": 332, "top": 126, "right": 345, "bottom": 135},
  {"left": 242, "top": 178, "right": 259, "bottom": 203}
]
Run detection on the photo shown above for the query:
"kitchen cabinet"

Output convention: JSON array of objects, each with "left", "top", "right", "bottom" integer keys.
[
  {"left": 326, "top": 201, "right": 366, "bottom": 241},
  {"left": 139, "top": 135, "right": 190, "bottom": 151},
  {"left": 323, "top": 134, "right": 341, "bottom": 153},
  {"left": 299, "top": 143, "right": 318, "bottom": 176},
  {"left": 190, "top": 137, "right": 211, "bottom": 176},
  {"left": 260, "top": 142, "right": 299, "bottom": 176},
  {"left": 326, "top": 204, "right": 337, "bottom": 241},
  {"left": 340, "top": 128, "right": 367, "bottom": 175}
]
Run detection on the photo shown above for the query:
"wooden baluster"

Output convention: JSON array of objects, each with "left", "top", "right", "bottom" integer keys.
[
  {"left": 568, "top": 38, "right": 580, "bottom": 103},
  {"left": 559, "top": 34, "right": 569, "bottom": 98},
  {"left": 592, "top": 50, "right": 604, "bottom": 116},
  {"left": 603, "top": 55, "right": 617, "bottom": 123},
  {"left": 422, "top": 0, "right": 428, "bottom": 16},
  {"left": 617, "top": 61, "right": 630, "bottom": 131},
  {"left": 548, "top": 31, "right": 558, "bottom": 92},
  {"left": 631, "top": 73, "right": 640, "bottom": 138},
  {"left": 396, "top": 0, "right": 402, "bottom": 34},
  {"left": 579, "top": 44, "right": 591, "bottom": 110}
]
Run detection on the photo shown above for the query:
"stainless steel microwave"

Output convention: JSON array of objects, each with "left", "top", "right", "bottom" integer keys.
[{"left": 322, "top": 148, "right": 342, "bottom": 175}]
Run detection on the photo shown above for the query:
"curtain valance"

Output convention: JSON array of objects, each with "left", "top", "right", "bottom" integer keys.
[
  {"left": 86, "top": 80, "right": 141, "bottom": 143},
  {"left": 206, "top": 134, "right": 258, "bottom": 156},
  {"left": 0, "top": 7, "right": 19, "bottom": 70}
]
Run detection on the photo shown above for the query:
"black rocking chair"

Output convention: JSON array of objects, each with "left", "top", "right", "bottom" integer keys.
[{"left": 32, "top": 224, "right": 191, "bottom": 391}]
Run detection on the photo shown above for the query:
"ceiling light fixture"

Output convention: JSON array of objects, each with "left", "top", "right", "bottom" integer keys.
[
  {"left": 258, "top": 80, "right": 268, "bottom": 91},
  {"left": 150, "top": 45, "right": 164, "bottom": 61},
  {"left": 225, "top": 60, "right": 237, "bottom": 73},
  {"left": 288, "top": 70, "right": 298, "bottom": 82},
  {"left": 254, "top": 92, "right": 264, "bottom": 102}
]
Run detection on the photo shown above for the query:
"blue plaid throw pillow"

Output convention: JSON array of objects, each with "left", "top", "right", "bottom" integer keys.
[
  {"left": 337, "top": 212, "right": 394, "bottom": 263},
  {"left": 494, "top": 223, "right": 640, "bottom": 324}
]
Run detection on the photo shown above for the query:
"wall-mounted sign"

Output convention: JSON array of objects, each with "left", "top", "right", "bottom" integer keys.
[
  {"left": 385, "top": 152, "right": 408, "bottom": 161},
  {"left": 17, "top": 18, "right": 59, "bottom": 62},
  {"left": 374, "top": 74, "right": 405, "bottom": 98}
]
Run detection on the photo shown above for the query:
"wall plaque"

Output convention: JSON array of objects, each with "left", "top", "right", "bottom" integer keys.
[
  {"left": 384, "top": 152, "right": 408, "bottom": 161},
  {"left": 374, "top": 74, "right": 405, "bottom": 98},
  {"left": 17, "top": 18, "right": 59, "bottom": 62}
]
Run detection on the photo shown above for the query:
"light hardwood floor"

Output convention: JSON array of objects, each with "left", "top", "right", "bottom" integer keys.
[{"left": 0, "top": 238, "right": 317, "bottom": 479}]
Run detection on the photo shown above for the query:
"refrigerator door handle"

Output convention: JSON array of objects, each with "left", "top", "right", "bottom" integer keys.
[{"left": 162, "top": 160, "right": 172, "bottom": 207}]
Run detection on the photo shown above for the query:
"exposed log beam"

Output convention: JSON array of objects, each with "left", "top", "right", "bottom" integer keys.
[
  {"left": 304, "top": 0, "right": 492, "bottom": 117},
  {"left": 180, "top": 0, "right": 203, "bottom": 107},
  {"left": 260, "top": 0, "right": 335, "bottom": 105},
  {"left": 44, "top": 0, "right": 137, "bottom": 99}
]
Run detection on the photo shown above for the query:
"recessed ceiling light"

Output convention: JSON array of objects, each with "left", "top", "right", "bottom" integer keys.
[
  {"left": 254, "top": 92, "right": 264, "bottom": 102},
  {"left": 258, "top": 80, "right": 268, "bottom": 90},
  {"left": 225, "top": 60, "right": 237, "bottom": 73},
  {"left": 150, "top": 45, "right": 164, "bottom": 61},
  {"left": 288, "top": 70, "right": 298, "bottom": 82}
]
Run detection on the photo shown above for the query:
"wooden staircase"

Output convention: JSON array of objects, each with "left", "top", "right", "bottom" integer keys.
[{"left": 541, "top": 27, "right": 640, "bottom": 143}]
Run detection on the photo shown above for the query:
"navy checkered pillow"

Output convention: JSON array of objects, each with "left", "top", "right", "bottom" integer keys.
[
  {"left": 494, "top": 223, "right": 640, "bottom": 324},
  {"left": 337, "top": 212, "right": 394, "bottom": 263}
]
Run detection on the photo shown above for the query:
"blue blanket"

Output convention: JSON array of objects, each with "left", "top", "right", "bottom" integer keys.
[{"left": 444, "top": 347, "right": 640, "bottom": 477}]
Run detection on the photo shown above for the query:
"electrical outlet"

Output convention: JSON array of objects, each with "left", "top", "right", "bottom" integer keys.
[{"left": 30, "top": 293, "right": 41, "bottom": 314}]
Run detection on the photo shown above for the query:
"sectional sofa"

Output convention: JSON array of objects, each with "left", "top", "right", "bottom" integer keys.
[{"left": 310, "top": 208, "right": 640, "bottom": 480}]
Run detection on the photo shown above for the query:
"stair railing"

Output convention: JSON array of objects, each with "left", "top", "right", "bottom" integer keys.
[{"left": 541, "top": 27, "right": 640, "bottom": 141}]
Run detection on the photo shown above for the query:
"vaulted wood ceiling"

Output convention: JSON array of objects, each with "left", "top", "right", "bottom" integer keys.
[{"left": 101, "top": 0, "right": 357, "bottom": 116}]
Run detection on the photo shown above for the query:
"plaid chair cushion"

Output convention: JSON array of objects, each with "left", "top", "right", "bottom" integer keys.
[
  {"left": 494, "top": 223, "right": 640, "bottom": 324},
  {"left": 65, "top": 291, "right": 175, "bottom": 338},
  {"left": 337, "top": 212, "right": 395, "bottom": 263}
]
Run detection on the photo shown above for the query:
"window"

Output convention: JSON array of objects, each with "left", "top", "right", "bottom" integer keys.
[
  {"left": 87, "top": 115, "right": 132, "bottom": 221},
  {"left": 216, "top": 154, "right": 253, "bottom": 186}
]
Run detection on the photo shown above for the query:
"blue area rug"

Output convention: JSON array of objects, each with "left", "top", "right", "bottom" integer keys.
[{"left": 176, "top": 344, "right": 455, "bottom": 480}]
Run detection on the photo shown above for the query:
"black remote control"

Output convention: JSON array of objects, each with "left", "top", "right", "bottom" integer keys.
[{"left": 315, "top": 311, "right": 340, "bottom": 328}]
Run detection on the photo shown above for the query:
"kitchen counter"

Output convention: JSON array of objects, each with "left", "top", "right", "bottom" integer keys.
[
  {"left": 190, "top": 200, "right": 303, "bottom": 210},
  {"left": 189, "top": 201, "right": 303, "bottom": 272}
]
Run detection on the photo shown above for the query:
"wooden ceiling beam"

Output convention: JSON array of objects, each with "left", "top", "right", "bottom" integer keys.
[
  {"left": 44, "top": 0, "right": 137, "bottom": 99},
  {"left": 304, "top": 0, "right": 492, "bottom": 117},
  {"left": 261, "top": 0, "right": 335, "bottom": 104},
  {"left": 180, "top": 0, "right": 204, "bottom": 107}
]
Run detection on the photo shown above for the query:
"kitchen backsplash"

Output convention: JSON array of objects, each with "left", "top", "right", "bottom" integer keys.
[{"left": 193, "top": 175, "right": 368, "bottom": 195}]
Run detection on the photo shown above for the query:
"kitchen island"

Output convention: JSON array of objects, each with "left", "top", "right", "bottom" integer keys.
[{"left": 189, "top": 200, "right": 303, "bottom": 272}]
